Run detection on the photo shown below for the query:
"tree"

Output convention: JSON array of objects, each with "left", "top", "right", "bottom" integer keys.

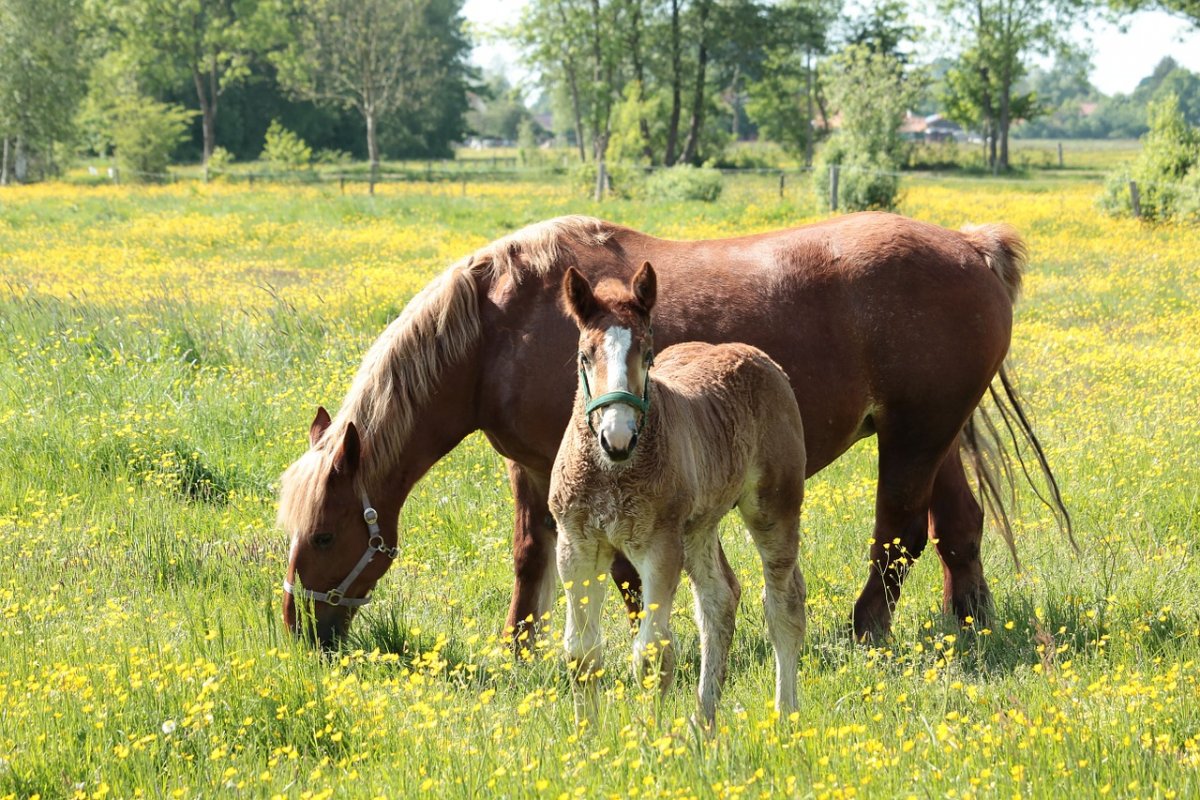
[
  {"left": 273, "top": 0, "right": 465, "bottom": 186},
  {"left": 938, "top": 0, "right": 1081, "bottom": 172},
  {"left": 0, "top": 0, "right": 85, "bottom": 183},
  {"left": 1107, "top": 0, "right": 1200, "bottom": 25},
  {"left": 815, "top": 43, "right": 925, "bottom": 211},
  {"left": 111, "top": 0, "right": 264, "bottom": 165},
  {"left": 744, "top": 0, "right": 839, "bottom": 164}
]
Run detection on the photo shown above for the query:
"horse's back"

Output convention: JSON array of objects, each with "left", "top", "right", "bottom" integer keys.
[{"left": 655, "top": 341, "right": 806, "bottom": 473}]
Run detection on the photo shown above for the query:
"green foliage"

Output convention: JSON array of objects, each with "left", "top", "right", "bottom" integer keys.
[
  {"left": 1101, "top": 94, "right": 1200, "bottom": 221},
  {"left": 816, "top": 44, "right": 921, "bottom": 210},
  {"left": 815, "top": 139, "right": 900, "bottom": 211},
  {"left": 112, "top": 96, "right": 196, "bottom": 180},
  {"left": 0, "top": 0, "right": 85, "bottom": 176},
  {"left": 206, "top": 146, "right": 234, "bottom": 175},
  {"left": 262, "top": 120, "right": 312, "bottom": 171},
  {"left": 643, "top": 164, "right": 723, "bottom": 202}
]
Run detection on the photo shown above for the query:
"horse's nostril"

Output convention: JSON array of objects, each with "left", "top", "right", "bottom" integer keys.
[
  {"left": 629, "top": 432, "right": 638, "bottom": 450},
  {"left": 599, "top": 431, "right": 611, "bottom": 453}
]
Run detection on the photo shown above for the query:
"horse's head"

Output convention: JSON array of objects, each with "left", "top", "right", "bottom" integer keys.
[
  {"left": 561, "top": 261, "right": 657, "bottom": 463},
  {"left": 277, "top": 407, "right": 399, "bottom": 648}
]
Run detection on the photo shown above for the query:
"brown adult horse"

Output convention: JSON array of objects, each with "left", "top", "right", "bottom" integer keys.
[{"left": 279, "top": 212, "right": 1068, "bottom": 648}]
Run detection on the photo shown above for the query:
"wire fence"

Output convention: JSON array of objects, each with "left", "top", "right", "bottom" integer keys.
[{"left": 9, "top": 157, "right": 1197, "bottom": 221}]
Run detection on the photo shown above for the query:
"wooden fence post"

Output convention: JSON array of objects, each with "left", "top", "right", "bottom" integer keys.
[
  {"left": 1129, "top": 180, "right": 1141, "bottom": 219},
  {"left": 1057, "top": 142, "right": 1064, "bottom": 169},
  {"left": 829, "top": 164, "right": 840, "bottom": 212},
  {"left": 779, "top": 171, "right": 785, "bottom": 198}
]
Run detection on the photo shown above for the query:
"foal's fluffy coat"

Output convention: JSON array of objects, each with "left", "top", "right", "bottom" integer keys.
[{"left": 549, "top": 263, "right": 808, "bottom": 725}]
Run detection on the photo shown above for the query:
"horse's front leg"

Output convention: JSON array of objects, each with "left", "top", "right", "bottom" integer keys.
[
  {"left": 504, "top": 461, "right": 559, "bottom": 656},
  {"left": 557, "top": 529, "right": 613, "bottom": 729}
]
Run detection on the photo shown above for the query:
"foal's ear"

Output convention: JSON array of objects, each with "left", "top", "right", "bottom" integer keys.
[
  {"left": 310, "top": 406, "right": 332, "bottom": 447},
  {"left": 333, "top": 422, "right": 361, "bottom": 475},
  {"left": 562, "top": 266, "right": 598, "bottom": 325},
  {"left": 631, "top": 261, "right": 657, "bottom": 314}
]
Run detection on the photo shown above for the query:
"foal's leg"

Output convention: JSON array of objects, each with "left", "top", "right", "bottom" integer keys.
[
  {"left": 929, "top": 449, "right": 992, "bottom": 624},
  {"left": 557, "top": 530, "right": 614, "bottom": 727},
  {"left": 626, "top": 538, "right": 683, "bottom": 693},
  {"left": 741, "top": 496, "right": 806, "bottom": 713},
  {"left": 505, "top": 462, "right": 559, "bottom": 654},
  {"left": 684, "top": 533, "right": 741, "bottom": 725}
]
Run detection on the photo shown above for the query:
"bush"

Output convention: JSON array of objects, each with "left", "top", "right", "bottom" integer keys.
[
  {"left": 262, "top": 120, "right": 312, "bottom": 172},
  {"left": 643, "top": 164, "right": 723, "bottom": 202},
  {"left": 815, "top": 137, "right": 900, "bottom": 212},
  {"left": 572, "top": 161, "right": 644, "bottom": 200},
  {"left": 1100, "top": 94, "right": 1200, "bottom": 221},
  {"left": 206, "top": 146, "right": 233, "bottom": 178},
  {"left": 112, "top": 97, "right": 195, "bottom": 181}
]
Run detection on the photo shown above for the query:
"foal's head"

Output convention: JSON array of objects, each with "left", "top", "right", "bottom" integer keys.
[
  {"left": 562, "top": 262, "right": 657, "bottom": 462},
  {"left": 277, "top": 407, "right": 396, "bottom": 648}
]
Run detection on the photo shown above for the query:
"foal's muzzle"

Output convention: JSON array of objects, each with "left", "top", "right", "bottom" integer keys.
[{"left": 600, "top": 429, "right": 638, "bottom": 461}]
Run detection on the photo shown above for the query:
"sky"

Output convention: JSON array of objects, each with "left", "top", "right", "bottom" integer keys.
[{"left": 461, "top": 0, "right": 1200, "bottom": 97}]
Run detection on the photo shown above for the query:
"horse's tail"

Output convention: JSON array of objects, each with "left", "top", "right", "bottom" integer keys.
[
  {"left": 962, "top": 223, "right": 1026, "bottom": 303},
  {"left": 957, "top": 224, "right": 1073, "bottom": 565}
]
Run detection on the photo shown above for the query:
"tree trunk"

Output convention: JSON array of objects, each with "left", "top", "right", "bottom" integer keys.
[
  {"left": 665, "top": 0, "right": 683, "bottom": 166},
  {"left": 805, "top": 50, "right": 814, "bottom": 168},
  {"left": 366, "top": 110, "right": 380, "bottom": 194},
  {"left": 681, "top": 0, "right": 711, "bottom": 165},
  {"left": 14, "top": 137, "right": 27, "bottom": 183},
  {"left": 729, "top": 64, "right": 741, "bottom": 142},
  {"left": 1, "top": 137, "right": 8, "bottom": 186},
  {"left": 193, "top": 68, "right": 216, "bottom": 165},
  {"left": 554, "top": 2, "right": 588, "bottom": 162},
  {"left": 628, "top": 1, "right": 654, "bottom": 162},
  {"left": 998, "top": 73, "right": 1011, "bottom": 172}
]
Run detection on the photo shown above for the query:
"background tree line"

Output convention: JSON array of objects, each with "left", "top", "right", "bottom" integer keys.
[{"left": 1, "top": 0, "right": 1198, "bottom": 184}]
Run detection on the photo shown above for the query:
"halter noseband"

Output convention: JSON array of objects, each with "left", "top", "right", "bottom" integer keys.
[
  {"left": 282, "top": 489, "right": 398, "bottom": 608},
  {"left": 579, "top": 345, "right": 654, "bottom": 435}
]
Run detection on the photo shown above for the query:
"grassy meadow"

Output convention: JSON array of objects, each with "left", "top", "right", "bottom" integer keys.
[{"left": 1, "top": 172, "right": 1198, "bottom": 799}]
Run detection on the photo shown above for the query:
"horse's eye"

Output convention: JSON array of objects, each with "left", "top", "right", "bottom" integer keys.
[
  {"left": 579, "top": 352, "right": 590, "bottom": 367},
  {"left": 644, "top": 350, "right": 654, "bottom": 365},
  {"left": 312, "top": 532, "right": 335, "bottom": 550}
]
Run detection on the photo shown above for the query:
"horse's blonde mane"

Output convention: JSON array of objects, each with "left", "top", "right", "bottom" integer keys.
[{"left": 278, "top": 215, "right": 616, "bottom": 534}]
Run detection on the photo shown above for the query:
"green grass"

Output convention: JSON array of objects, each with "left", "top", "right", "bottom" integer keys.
[{"left": 0, "top": 176, "right": 1198, "bottom": 799}]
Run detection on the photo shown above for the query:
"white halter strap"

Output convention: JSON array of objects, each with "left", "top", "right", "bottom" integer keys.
[{"left": 283, "top": 490, "right": 399, "bottom": 608}]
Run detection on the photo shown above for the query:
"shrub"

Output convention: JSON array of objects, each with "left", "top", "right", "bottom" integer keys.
[
  {"left": 206, "top": 146, "right": 233, "bottom": 178},
  {"left": 572, "top": 161, "right": 643, "bottom": 200},
  {"left": 814, "top": 137, "right": 900, "bottom": 212},
  {"left": 262, "top": 120, "right": 312, "bottom": 172},
  {"left": 1101, "top": 94, "right": 1200, "bottom": 221},
  {"left": 643, "top": 164, "right": 723, "bottom": 202},
  {"left": 112, "top": 97, "right": 195, "bottom": 181}
]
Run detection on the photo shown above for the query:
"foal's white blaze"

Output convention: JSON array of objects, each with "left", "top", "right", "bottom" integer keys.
[{"left": 597, "top": 326, "right": 639, "bottom": 453}]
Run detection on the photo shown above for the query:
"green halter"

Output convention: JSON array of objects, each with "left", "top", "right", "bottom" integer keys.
[{"left": 579, "top": 348, "right": 654, "bottom": 435}]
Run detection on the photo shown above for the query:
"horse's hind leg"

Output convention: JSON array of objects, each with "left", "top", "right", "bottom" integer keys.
[
  {"left": 852, "top": 425, "right": 953, "bottom": 640},
  {"left": 929, "top": 449, "right": 992, "bottom": 624},
  {"left": 684, "top": 533, "right": 741, "bottom": 725},
  {"left": 740, "top": 488, "right": 806, "bottom": 713}
]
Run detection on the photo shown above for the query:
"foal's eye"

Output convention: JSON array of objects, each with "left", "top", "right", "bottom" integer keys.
[
  {"left": 579, "top": 352, "right": 590, "bottom": 367},
  {"left": 312, "top": 532, "right": 335, "bottom": 550}
]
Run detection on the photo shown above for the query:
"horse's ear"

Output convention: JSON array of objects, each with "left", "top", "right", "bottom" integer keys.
[
  {"left": 631, "top": 261, "right": 657, "bottom": 314},
  {"left": 310, "top": 406, "right": 332, "bottom": 447},
  {"left": 562, "top": 267, "right": 597, "bottom": 325},
  {"left": 333, "top": 422, "right": 361, "bottom": 475}
]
